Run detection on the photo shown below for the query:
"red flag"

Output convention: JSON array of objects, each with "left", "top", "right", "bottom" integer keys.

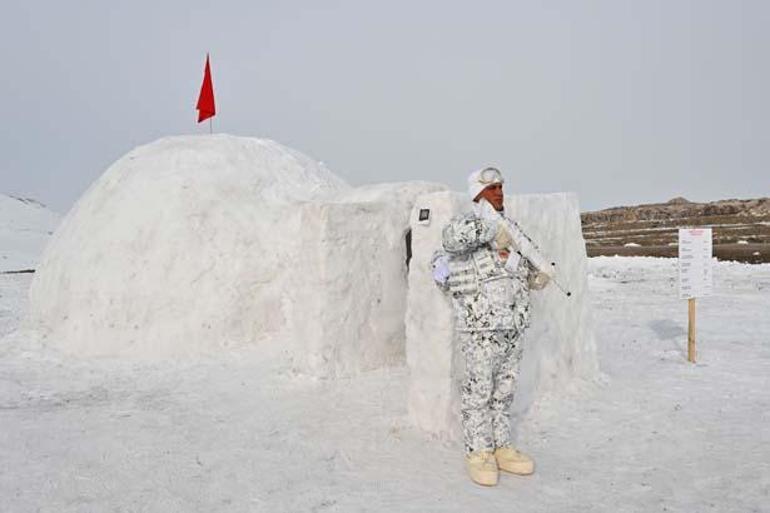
[{"left": 196, "top": 54, "right": 216, "bottom": 123}]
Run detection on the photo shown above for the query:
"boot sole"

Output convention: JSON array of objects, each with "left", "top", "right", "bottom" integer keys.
[
  {"left": 498, "top": 463, "right": 534, "bottom": 475},
  {"left": 470, "top": 472, "right": 499, "bottom": 486}
]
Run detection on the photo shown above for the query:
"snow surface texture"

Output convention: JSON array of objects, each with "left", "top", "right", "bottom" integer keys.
[
  {"left": 406, "top": 191, "right": 598, "bottom": 438},
  {"left": 286, "top": 181, "right": 444, "bottom": 376},
  {"left": 2, "top": 258, "right": 768, "bottom": 512},
  {"left": 27, "top": 135, "right": 443, "bottom": 376},
  {"left": 0, "top": 194, "right": 59, "bottom": 272}
]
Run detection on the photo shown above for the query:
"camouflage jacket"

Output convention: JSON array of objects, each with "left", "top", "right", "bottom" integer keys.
[{"left": 436, "top": 212, "right": 531, "bottom": 333}]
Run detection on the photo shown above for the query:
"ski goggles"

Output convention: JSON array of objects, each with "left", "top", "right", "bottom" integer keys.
[{"left": 478, "top": 167, "right": 504, "bottom": 185}]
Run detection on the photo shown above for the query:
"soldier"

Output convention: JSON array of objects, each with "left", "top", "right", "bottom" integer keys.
[{"left": 432, "top": 167, "right": 552, "bottom": 486}]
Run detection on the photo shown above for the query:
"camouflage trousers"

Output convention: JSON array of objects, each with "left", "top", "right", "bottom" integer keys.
[{"left": 459, "top": 329, "right": 523, "bottom": 454}]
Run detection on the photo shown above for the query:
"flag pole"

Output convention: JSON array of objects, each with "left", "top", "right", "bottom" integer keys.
[{"left": 209, "top": 118, "right": 213, "bottom": 134}]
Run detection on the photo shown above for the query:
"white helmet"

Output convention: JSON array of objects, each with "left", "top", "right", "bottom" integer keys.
[{"left": 467, "top": 166, "right": 504, "bottom": 201}]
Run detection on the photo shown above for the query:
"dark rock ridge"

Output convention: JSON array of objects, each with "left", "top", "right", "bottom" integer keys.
[{"left": 581, "top": 197, "right": 770, "bottom": 263}]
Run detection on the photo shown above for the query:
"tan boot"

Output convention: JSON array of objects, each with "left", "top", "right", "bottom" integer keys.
[
  {"left": 494, "top": 446, "right": 535, "bottom": 475},
  {"left": 466, "top": 450, "right": 499, "bottom": 486}
]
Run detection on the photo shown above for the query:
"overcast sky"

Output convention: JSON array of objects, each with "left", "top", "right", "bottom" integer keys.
[{"left": 1, "top": 1, "right": 768, "bottom": 213}]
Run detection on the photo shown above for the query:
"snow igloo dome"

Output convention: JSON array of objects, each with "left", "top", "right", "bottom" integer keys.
[{"left": 29, "top": 135, "right": 441, "bottom": 372}]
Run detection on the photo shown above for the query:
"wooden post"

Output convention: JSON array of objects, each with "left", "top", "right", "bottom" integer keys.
[{"left": 687, "top": 298, "right": 696, "bottom": 363}]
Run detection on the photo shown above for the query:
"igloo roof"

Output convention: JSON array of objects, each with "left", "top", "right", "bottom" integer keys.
[{"left": 93, "top": 135, "right": 351, "bottom": 204}]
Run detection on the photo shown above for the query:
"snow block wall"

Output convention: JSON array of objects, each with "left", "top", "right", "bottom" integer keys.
[
  {"left": 405, "top": 192, "right": 465, "bottom": 435},
  {"left": 406, "top": 191, "right": 598, "bottom": 438},
  {"left": 286, "top": 183, "right": 444, "bottom": 376}
]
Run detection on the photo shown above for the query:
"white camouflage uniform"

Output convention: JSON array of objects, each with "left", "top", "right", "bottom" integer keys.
[{"left": 433, "top": 211, "right": 534, "bottom": 454}]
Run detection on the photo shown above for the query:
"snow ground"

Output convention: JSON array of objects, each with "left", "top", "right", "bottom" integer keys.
[{"left": 1, "top": 257, "right": 769, "bottom": 512}]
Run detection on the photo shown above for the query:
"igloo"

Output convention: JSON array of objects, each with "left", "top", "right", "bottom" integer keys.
[
  {"left": 28, "top": 135, "right": 441, "bottom": 376},
  {"left": 29, "top": 134, "right": 597, "bottom": 416}
]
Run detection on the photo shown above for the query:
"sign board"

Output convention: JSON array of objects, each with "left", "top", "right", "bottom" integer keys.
[{"left": 678, "top": 228, "right": 713, "bottom": 299}]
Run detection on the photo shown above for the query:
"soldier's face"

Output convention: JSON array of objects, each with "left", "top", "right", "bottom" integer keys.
[{"left": 477, "top": 183, "right": 504, "bottom": 211}]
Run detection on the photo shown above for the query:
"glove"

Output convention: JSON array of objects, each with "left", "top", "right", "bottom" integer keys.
[
  {"left": 529, "top": 271, "right": 551, "bottom": 290},
  {"left": 495, "top": 221, "right": 514, "bottom": 250},
  {"left": 430, "top": 252, "right": 450, "bottom": 288}
]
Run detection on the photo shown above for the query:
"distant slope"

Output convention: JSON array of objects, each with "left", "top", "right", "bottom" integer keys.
[
  {"left": 0, "top": 194, "right": 60, "bottom": 272},
  {"left": 581, "top": 197, "right": 770, "bottom": 263}
]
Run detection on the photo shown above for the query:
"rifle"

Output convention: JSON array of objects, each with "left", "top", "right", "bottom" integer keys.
[{"left": 495, "top": 214, "right": 573, "bottom": 298}]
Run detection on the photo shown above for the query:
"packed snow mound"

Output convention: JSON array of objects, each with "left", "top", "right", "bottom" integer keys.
[
  {"left": 0, "top": 194, "right": 60, "bottom": 272},
  {"left": 29, "top": 135, "right": 351, "bottom": 358}
]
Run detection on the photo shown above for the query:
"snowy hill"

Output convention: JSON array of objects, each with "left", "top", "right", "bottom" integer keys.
[{"left": 0, "top": 193, "right": 60, "bottom": 272}]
